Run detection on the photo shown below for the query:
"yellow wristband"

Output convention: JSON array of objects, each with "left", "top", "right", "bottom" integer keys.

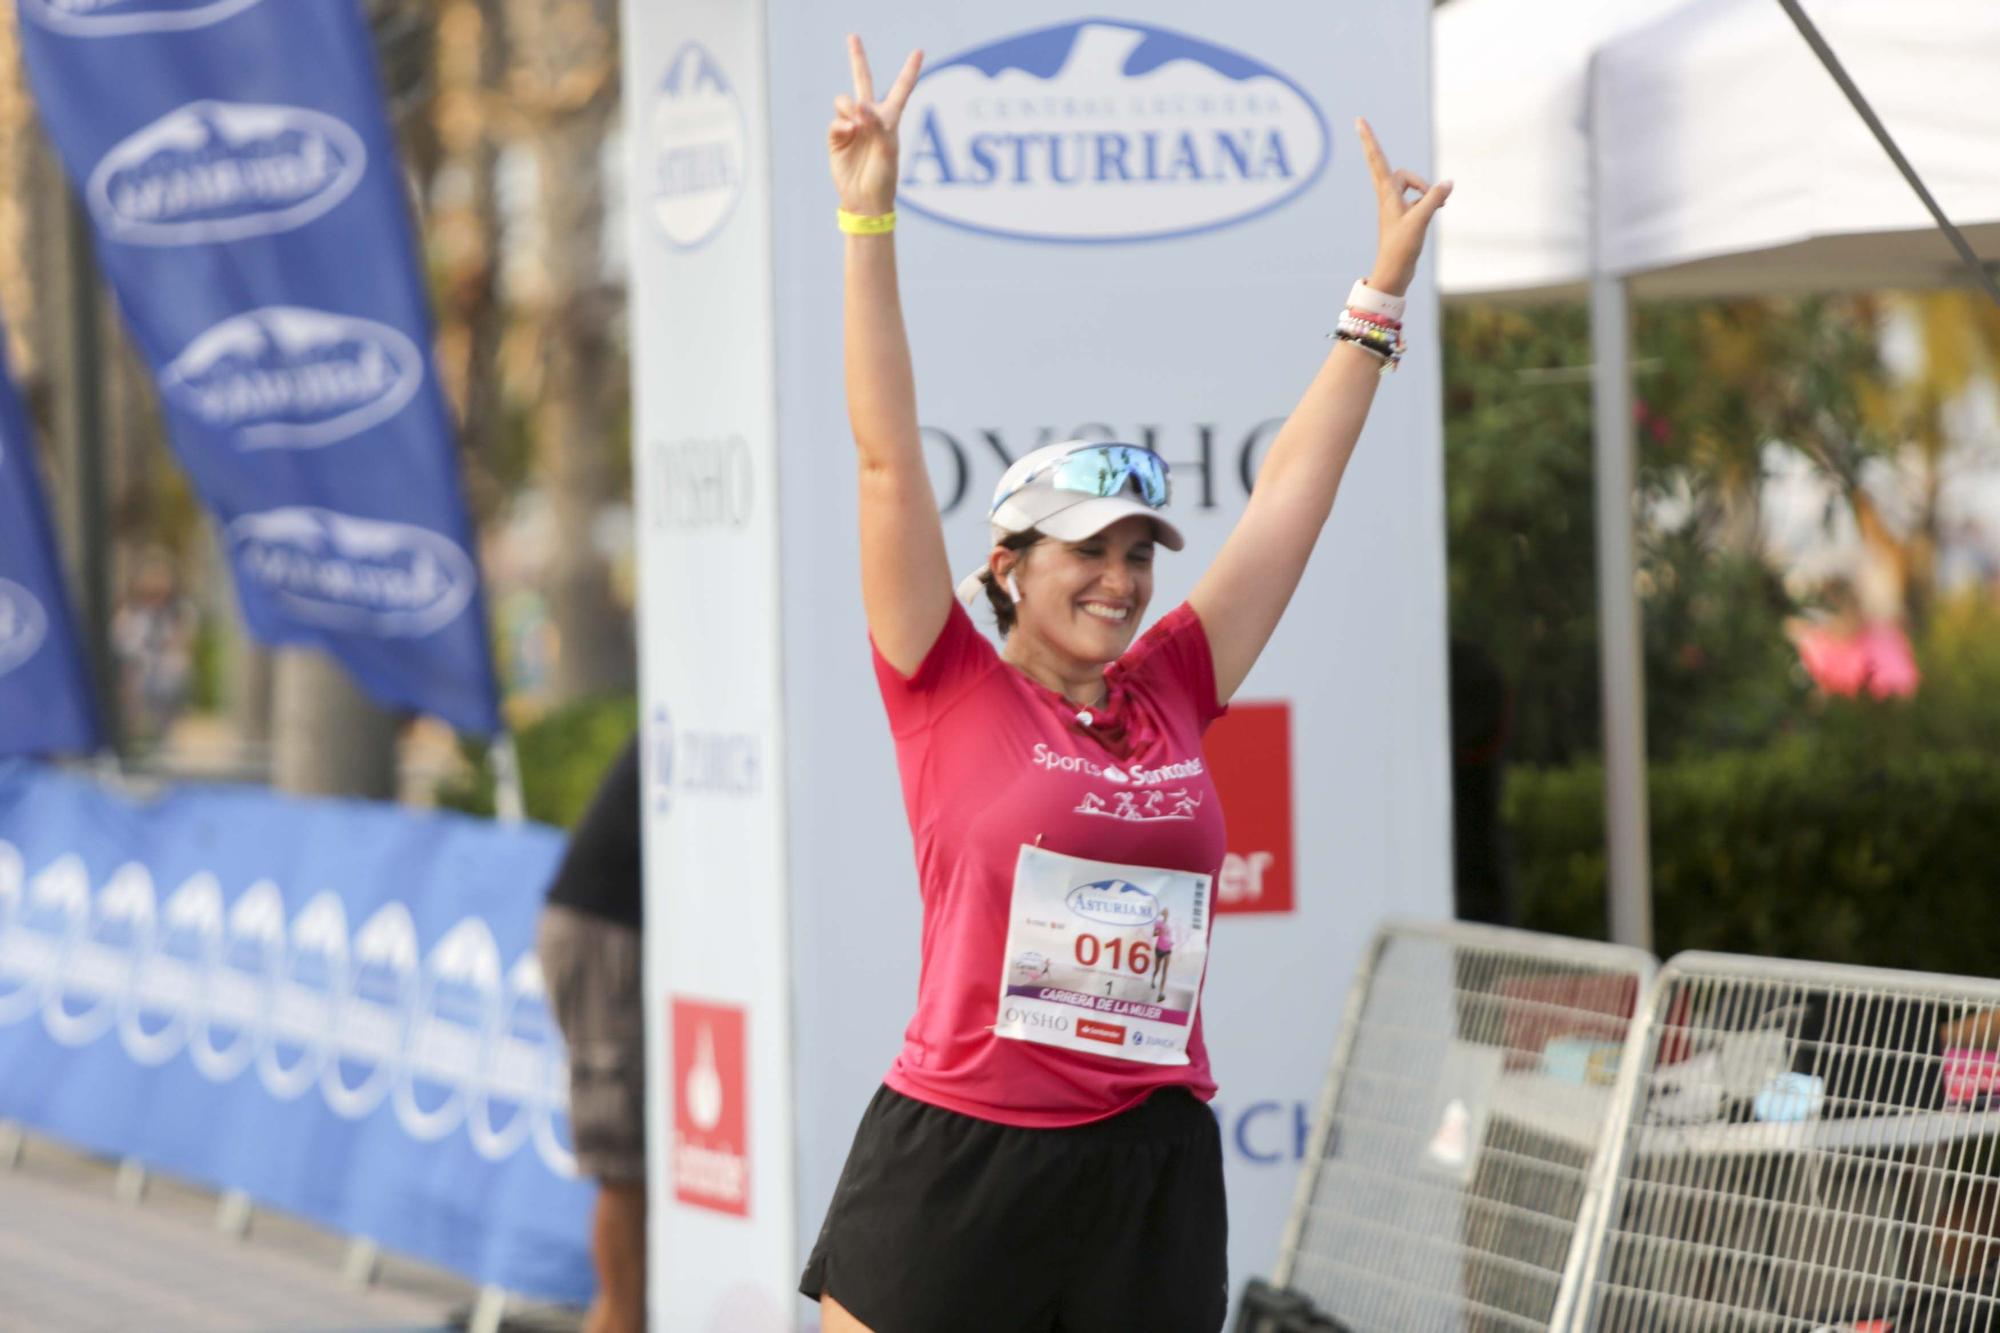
[{"left": 837, "top": 208, "right": 896, "bottom": 235}]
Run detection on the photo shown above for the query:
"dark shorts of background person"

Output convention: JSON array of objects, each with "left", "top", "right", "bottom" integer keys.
[
  {"left": 800, "top": 1083, "right": 1228, "bottom": 1333},
  {"left": 538, "top": 903, "right": 644, "bottom": 1184}
]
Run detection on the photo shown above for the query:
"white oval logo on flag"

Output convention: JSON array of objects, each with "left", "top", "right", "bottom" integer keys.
[
  {"left": 88, "top": 100, "right": 367, "bottom": 246},
  {"left": 900, "top": 20, "right": 1330, "bottom": 244},
  {"left": 648, "top": 41, "right": 747, "bottom": 249},
  {"left": 0, "top": 578, "right": 50, "bottom": 678},
  {"left": 228, "top": 507, "right": 477, "bottom": 637},
  {"left": 20, "top": 0, "right": 263, "bottom": 37},
  {"left": 162, "top": 307, "right": 424, "bottom": 450}
]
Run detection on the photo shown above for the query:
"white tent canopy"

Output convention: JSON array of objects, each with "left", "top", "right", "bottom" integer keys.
[
  {"left": 1432, "top": 0, "right": 2000, "bottom": 948},
  {"left": 1437, "top": 0, "right": 2000, "bottom": 301}
]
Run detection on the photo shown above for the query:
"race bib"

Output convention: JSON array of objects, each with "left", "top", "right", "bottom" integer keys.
[{"left": 994, "top": 844, "right": 1211, "bottom": 1066}]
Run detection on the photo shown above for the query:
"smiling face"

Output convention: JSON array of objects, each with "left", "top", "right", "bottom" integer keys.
[{"left": 995, "top": 514, "right": 1158, "bottom": 668}]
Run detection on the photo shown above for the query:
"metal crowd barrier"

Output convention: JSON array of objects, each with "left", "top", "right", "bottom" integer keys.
[
  {"left": 1574, "top": 953, "right": 2000, "bottom": 1332},
  {"left": 1270, "top": 919, "right": 1658, "bottom": 1332}
]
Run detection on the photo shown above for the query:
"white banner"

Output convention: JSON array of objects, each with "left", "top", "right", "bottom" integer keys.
[
  {"left": 631, "top": 3, "right": 1448, "bottom": 1327},
  {"left": 624, "top": 2, "right": 796, "bottom": 1330}
]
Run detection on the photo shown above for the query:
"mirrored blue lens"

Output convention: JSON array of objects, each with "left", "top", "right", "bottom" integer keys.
[{"left": 1046, "top": 446, "right": 1170, "bottom": 507}]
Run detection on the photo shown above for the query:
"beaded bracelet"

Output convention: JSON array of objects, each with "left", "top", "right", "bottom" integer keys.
[{"left": 1331, "top": 314, "right": 1404, "bottom": 373}]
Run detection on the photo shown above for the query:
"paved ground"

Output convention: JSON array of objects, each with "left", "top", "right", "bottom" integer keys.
[{"left": 0, "top": 1131, "right": 567, "bottom": 1333}]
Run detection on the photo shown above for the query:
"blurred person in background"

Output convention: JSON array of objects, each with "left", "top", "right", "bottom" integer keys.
[
  {"left": 537, "top": 738, "right": 645, "bottom": 1333},
  {"left": 111, "top": 546, "right": 196, "bottom": 746}
]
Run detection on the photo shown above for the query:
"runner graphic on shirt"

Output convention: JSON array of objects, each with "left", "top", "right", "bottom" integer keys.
[{"left": 1072, "top": 787, "right": 1203, "bottom": 823}]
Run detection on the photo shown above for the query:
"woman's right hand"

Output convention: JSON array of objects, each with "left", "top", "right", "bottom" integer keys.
[{"left": 828, "top": 35, "right": 923, "bottom": 217}]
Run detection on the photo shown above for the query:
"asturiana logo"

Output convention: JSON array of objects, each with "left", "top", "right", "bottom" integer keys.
[
  {"left": 1066, "top": 877, "right": 1159, "bottom": 927},
  {"left": 88, "top": 100, "right": 367, "bottom": 246},
  {"left": 649, "top": 41, "right": 746, "bottom": 249},
  {"left": 899, "top": 19, "right": 1330, "bottom": 244},
  {"left": 161, "top": 307, "right": 424, "bottom": 450},
  {"left": 228, "top": 507, "right": 476, "bottom": 637},
  {"left": 0, "top": 578, "right": 50, "bottom": 679},
  {"left": 20, "top": 0, "right": 263, "bottom": 37}
]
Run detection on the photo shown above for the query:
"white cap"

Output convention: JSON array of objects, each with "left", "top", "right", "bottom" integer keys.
[
  {"left": 987, "top": 441, "right": 1185, "bottom": 550},
  {"left": 956, "top": 440, "right": 1184, "bottom": 604}
]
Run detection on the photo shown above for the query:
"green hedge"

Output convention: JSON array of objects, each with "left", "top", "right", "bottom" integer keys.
[
  {"left": 437, "top": 693, "right": 638, "bottom": 829},
  {"left": 1506, "top": 739, "right": 2000, "bottom": 975}
]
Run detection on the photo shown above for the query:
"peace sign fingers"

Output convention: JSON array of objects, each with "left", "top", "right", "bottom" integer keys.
[
  {"left": 879, "top": 47, "right": 925, "bottom": 128},
  {"left": 1356, "top": 117, "right": 1395, "bottom": 200},
  {"left": 847, "top": 32, "right": 877, "bottom": 104},
  {"left": 1352, "top": 116, "right": 1451, "bottom": 297},
  {"left": 830, "top": 36, "right": 922, "bottom": 216}
]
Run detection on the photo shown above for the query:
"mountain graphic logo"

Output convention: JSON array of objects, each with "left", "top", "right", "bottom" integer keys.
[
  {"left": 20, "top": 0, "right": 263, "bottom": 38},
  {"left": 899, "top": 19, "right": 1330, "bottom": 244},
  {"left": 648, "top": 41, "right": 746, "bottom": 249},
  {"left": 0, "top": 579, "right": 49, "bottom": 679},
  {"left": 1066, "top": 877, "right": 1159, "bottom": 927},
  {"left": 162, "top": 308, "right": 424, "bottom": 451},
  {"left": 88, "top": 100, "right": 367, "bottom": 246},
  {"left": 228, "top": 507, "right": 477, "bottom": 638}
]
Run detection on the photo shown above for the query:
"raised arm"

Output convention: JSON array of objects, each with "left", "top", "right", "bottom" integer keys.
[
  {"left": 829, "top": 36, "right": 949, "bottom": 676},
  {"left": 1187, "top": 120, "right": 1450, "bottom": 703}
]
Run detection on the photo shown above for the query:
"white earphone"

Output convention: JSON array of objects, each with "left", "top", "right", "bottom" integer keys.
[{"left": 1005, "top": 573, "right": 1023, "bottom": 604}]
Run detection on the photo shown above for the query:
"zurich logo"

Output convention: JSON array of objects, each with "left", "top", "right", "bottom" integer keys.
[
  {"left": 88, "top": 100, "right": 366, "bottom": 246},
  {"left": 0, "top": 578, "right": 50, "bottom": 679},
  {"left": 1066, "top": 877, "right": 1159, "bottom": 927},
  {"left": 651, "top": 707, "right": 674, "bottom": 813},
  {"left": 228, "top": 507, "right": 477, "bottom": 638},
  {"left": 161, "top": 308, "right": 423, "bottom": 450},
  {"left": 20, "top": 0, "right": 263, "bottom": 37},
  {"left": 900, "top": 19, "right": 1330, "bottom": 244},
  {"left": 649, "top": 41, "right": 746, "bottom": 249}
]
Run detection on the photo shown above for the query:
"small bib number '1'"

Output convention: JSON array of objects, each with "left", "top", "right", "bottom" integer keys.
[{"left": 994, "top": 844, "right": 1211, "bottom": 1066}]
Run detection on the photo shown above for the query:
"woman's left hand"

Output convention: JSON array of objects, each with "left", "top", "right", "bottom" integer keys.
[{"left": 1357, "top": 118, "right": 1450, "bottom": 298}]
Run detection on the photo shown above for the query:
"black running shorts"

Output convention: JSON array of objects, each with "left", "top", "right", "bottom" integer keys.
[{"left": 800, "top": 1084, "right": 1229, "bottom": 1333}]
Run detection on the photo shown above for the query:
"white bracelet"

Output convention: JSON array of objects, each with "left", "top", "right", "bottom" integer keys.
[{"left": 1346, "top": 279, "right": 1406, "bottom": 323}]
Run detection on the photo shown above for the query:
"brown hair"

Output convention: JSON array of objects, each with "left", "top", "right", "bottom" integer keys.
[{"left": 976, "top": 529, "right": 1043, "bottom": 636}]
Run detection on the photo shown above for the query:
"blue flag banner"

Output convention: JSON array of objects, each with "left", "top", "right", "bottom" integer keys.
[
  {"left": 0, "top": 760, "right": 593, "bottom": 1304},
  {"left": 17, "top": 0, "right": 502, "bottom": 735},
  {"left": 0, "top": 323, "right": 101, "bottom": 757}
]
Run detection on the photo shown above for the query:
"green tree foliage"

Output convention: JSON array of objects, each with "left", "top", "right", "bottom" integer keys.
[
  {"left": 1443, "top": 303, "right": 1603, "bottom": 764},
  {"left": 1442, "top": 299, "right": 1833, "bottom": 767},
  {"left": 1508, "top": 596, "right": 2000, "bottom": 969},
  {"left": 438, "top": 692, "right": 637, "bottom": 827}
]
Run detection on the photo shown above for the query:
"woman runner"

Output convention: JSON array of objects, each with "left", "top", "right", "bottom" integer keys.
[{"left": 801, "top": 33, "right": 1450, "bottom": 1333}]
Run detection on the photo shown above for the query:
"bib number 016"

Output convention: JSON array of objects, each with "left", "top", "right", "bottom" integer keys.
[{"left": 1074, "top": 932, "right": 1153, "bottom": 975}]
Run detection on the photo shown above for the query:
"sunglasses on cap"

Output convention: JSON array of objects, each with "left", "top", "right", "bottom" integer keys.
[{"left": 989, "top": 443, "right": 1172, "bottom": 517}]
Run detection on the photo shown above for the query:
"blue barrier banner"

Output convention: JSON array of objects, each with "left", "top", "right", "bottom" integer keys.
[
  {"left": 0, "top": 762, "right": 593, "bottom": 1305},
  {"left": 16, "top": 0, "right": 502, "bottom": 735},
  {"left": 0, "top": 321, "right": 101, "bottom": 757}
]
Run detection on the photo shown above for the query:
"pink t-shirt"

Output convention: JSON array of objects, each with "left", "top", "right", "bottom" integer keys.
[{"left": 872, "top": 599, "right": 1229, "bottom": 1128}]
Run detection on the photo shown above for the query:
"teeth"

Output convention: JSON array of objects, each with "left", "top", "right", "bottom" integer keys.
[{"left": 1081, "top": 603, "right": 1130, "bottom": 622}]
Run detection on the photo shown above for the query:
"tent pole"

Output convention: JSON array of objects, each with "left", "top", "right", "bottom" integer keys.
[
  {"left": 1587, "top": 53, "right": 1654, "bottom": 951},
  {"left": 1590, "top": 273, "right": 1653, "bottom": 952},
  {"left": 1776, "top": 0, "right": 2000, "bottom": 309}
]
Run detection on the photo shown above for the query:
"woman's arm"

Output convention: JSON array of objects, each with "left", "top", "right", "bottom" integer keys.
[
  {"left": 1188, "top": 120, "right": 1450, "bottom": 704},
  {"left": 830, "top": 37, "right": 950, "bottom": 676}
]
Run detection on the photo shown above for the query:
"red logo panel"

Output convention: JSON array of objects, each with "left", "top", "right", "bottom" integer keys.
[
  {"left": 1204, "top": 701, "right": 1295, "bottom": 915},
  {"left": 670, "top": 997, "right": 749, "bottom": 1217}
]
